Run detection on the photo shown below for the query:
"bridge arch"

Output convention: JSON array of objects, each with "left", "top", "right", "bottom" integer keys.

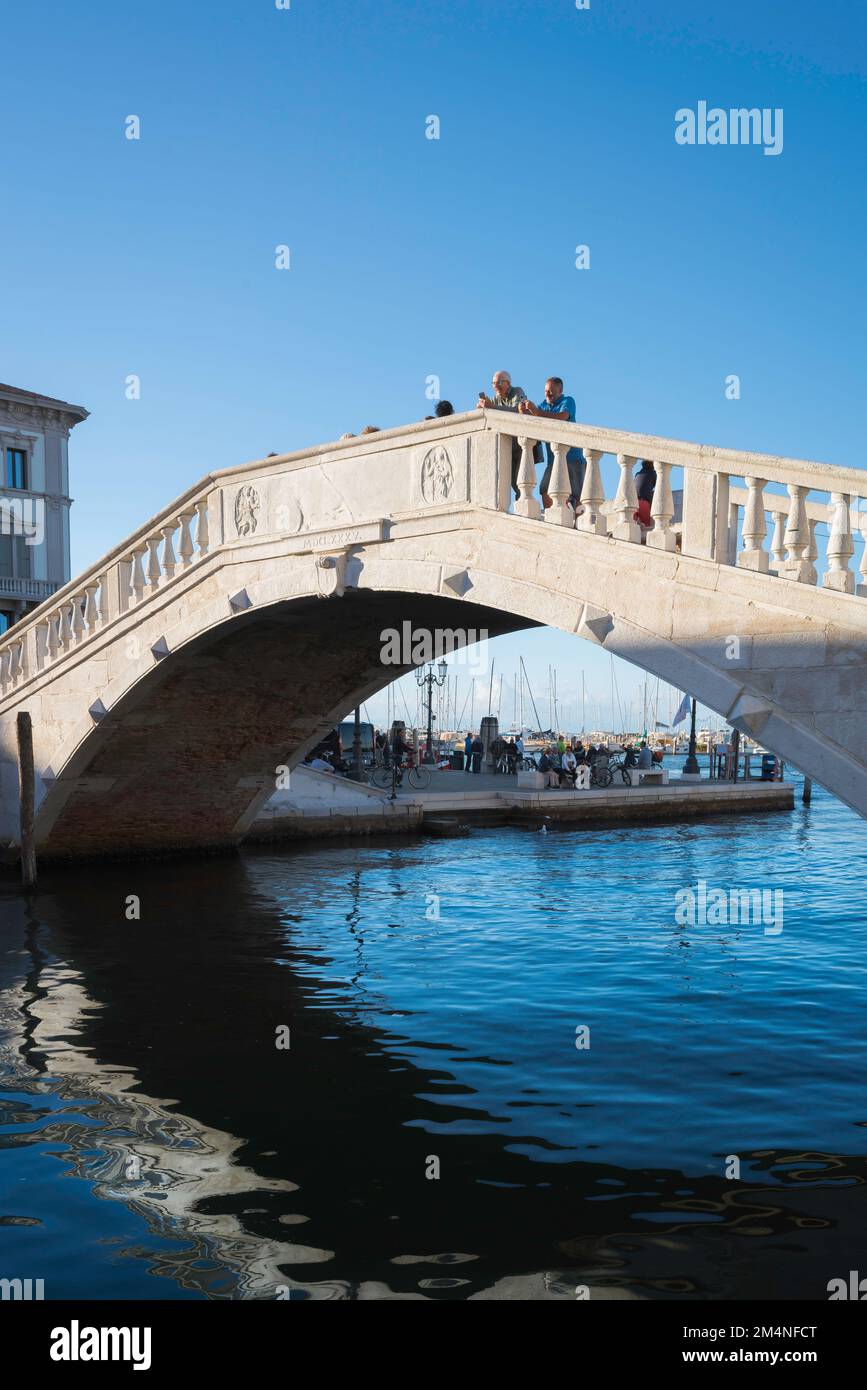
[{"left": 2, "top": 410, "right": 866, "bottom": 858}]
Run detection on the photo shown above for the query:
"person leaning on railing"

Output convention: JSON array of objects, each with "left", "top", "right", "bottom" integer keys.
[
  {"left": 518, "top": 378, "right": 587, "bottom": 512},
  {"left": 477, "top": 370, "right": 541, "bottom": 500}
]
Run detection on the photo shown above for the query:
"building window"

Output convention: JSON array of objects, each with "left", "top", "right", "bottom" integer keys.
[
  {"left": 0, "top": 535, "right": 30, "bottom": 580},
  {"left": 6, "top": 447, "right": 28, "bottom": 489}
]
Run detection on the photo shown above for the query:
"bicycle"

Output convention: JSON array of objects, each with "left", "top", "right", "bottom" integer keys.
[
  {"left": 572, "top": 756, "right": 613, "bottom": 789},
  {"left": 590, "top": 761, "right": 613, "bottom": 789},
  {"left": 369, "top": 753, "right": 431, "bottom": 794},
  {"left": 608, "top": 755, "right": 635, "bottom": 786}
]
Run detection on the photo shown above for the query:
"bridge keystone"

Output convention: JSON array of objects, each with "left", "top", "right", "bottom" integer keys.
[
  {"left": 441, "top": 569, "right": 473, "bottom": 598},
  {"left": 726, "top": 691, "right": 774, "bottom": 738},
  {"left": 577, "top": 604, "right": 614, "bottom": 645}
]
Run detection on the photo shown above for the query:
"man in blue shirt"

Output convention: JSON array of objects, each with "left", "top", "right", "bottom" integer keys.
[{"left": 519, "top": 377, "right": 586, "bottom": 509}]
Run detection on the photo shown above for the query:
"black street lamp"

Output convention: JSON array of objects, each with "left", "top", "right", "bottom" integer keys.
[
  {"left": 416, "top": 659, "right": 448, "bottom": 764},
  {"left": 683, "top": 696, "right": 700, "bottom": 776}
]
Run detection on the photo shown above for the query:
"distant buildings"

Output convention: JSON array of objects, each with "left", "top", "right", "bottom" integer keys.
[{"left": 0, "top": 383, "right": 88, "bottom": 633}]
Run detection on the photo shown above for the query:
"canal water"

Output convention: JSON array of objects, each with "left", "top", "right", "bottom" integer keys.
[{"left": 2, "top": 767, "right": 866, "bottom": 1301}]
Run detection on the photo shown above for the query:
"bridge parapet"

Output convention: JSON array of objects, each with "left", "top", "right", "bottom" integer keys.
[{"left": 1, "top": 408, "right": 866, "bottom": 707}]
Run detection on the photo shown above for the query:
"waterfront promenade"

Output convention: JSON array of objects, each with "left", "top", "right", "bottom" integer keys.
[{"left": 251, "top": 764, "right": 793, "bottom": 841}]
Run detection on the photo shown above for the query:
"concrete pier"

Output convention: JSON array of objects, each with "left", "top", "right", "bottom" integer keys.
[{"left": 249, "top": 767, "right": 793, "bottom": 842}]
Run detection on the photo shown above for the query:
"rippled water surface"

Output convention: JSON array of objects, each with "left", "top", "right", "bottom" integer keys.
[{"left": 2, "top": 767, "right": 867, "bottom": 1300}]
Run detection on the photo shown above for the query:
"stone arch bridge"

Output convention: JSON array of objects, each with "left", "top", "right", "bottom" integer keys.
[{"left": 1, "top": 409, "right": 866, "bottom": 859}]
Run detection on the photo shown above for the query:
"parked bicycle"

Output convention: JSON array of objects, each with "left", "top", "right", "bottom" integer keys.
[
  {"left": 608, "top": 755, "right": 634, "bottom": 786},
  {"left": 369, "top": 751, "right": 431, "bottom": 794},
  {"left": 589, "top": 759, "right": 613, "bottom": 788}
]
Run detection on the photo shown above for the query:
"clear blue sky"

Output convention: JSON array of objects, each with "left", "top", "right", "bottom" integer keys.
[{"left": 4, "top": 0, "right": 865, "bottom": 730}]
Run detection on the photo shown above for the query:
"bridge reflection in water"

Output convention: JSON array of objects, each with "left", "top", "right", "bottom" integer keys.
[{"left": 2, "top": 798, "right": 866, "bottom": 1300}]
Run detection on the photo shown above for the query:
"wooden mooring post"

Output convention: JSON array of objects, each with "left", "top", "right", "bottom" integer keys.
[
  {"left": 17, "top": 711, "right": 37, "bottom": 889},
  {"left": 802, "top": 776, "right": 813, "bottom": 805}
]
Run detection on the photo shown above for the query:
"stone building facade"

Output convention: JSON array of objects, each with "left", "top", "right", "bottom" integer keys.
[{"left": 0, "top": 383, "right": 88, "bottom": 633}]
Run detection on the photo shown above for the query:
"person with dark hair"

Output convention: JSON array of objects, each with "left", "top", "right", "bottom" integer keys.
[
  {"left": 634, "top": 459, "right": 657, "bottom": 529},
  {"left": 538, "top": 746, "right": 560, "bottom": 788},
  {"left": 519, "top": 377, "right": 586, "bottom": 510},
  {"left": 471, "top": 734, "right": 483, "bottom": 774},
  {"left": 435, "top": 400, "right": 454, "bottom": 417}
]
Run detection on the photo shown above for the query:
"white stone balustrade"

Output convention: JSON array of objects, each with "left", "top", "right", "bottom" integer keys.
[{"left": 2, "top": 411, "right": 867, "bottom": 703}]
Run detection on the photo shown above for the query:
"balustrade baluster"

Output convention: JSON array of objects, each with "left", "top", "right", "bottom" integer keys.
[
  {"left": 116, "top": 559, "right": 132, "bottom": 613},
  {"left": 647, "top": 460, "right": 677, "bottom": 551},
  {"left": 162, "top": 523, "right": 177, "bottom": 580},
  {"left": 84, "top": 583, "right": 100, "bottom": 630},
  {"left": 60, "top": 603, "right": 74, "bottom": 649},
  {"left": 146, "top": 536, "right": 162, "bottom": 591},
  {"left": 823, "top": 492, "right": 855, "bottom": 593},
  {"left": 195, "top": 498, "right": 210, "bottom": 554},
  {"left": 781, "top": 484, "right": 816, "bottom": 584},
  {"left": 36, "top": 621, "right": 50, "bottom": 670},
  {"left": 131, "top": 547, "right": 147, "bottom": 604},
  {"left": 97, "top": 571, "right": 113, "bottom": 625},
  {"left": 545, "top": 443, "right": 573, "bottom": 527},
  {"left": 0, "top": 648, "right": 10, "bottom": 694},
  {"left": 11, "top": 640, "right": 24, "bottom": 684},
  {"left": 612, "top": 454, "right": 640, "bottom": 542},
  {"left": 737, "top": 476, "right": 769, "bottom": 572},
  {"left": 179, "top": 511, "right": 196, "bottom": 567},
  {"left": 576, "top": 449, "right": 606, "bottom": 535},
  {"left": 769, "top": 509, "right": 787, "bottom": 573},
  {"left": 71, "top": 593, "right": 86, "bottom": 642},
  {"left": 48, "top": 612, "right": 61, "bottom": 661},
  {"left": 514, "top": 438, "right": 541, "bottom": 520}
]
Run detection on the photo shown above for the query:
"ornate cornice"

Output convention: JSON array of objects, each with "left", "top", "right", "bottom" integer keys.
[{"left": 0, "top": 401, "right": 86, "bottom": 433}]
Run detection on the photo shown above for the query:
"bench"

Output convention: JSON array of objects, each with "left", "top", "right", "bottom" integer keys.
[
  {"left": 516, "top": 770, "right": 546, "bottom": 790},
  {"left": 626, "top": 767, "right": 669, "bottom": 787}
]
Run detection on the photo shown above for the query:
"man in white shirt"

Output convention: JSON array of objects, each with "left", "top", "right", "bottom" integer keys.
[{"left": 560, "top": 749, "right": 578, "bottom": 786}]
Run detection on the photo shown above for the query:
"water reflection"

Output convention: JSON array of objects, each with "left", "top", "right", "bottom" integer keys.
[{"left": 1, "top": 797, "right": 867, "bottom": 1299}]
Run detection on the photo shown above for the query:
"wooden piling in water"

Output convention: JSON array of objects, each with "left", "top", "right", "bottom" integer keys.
[
  {"left": 803, "top": 776, "right": 812, "bottom": 805},
  {"left": 17, "top": 711, "right": 37, "bottom": 889}
]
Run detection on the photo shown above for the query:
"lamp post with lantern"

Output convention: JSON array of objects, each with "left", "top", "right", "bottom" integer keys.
[{"left": 416, "top": 659, "right": 448, "bottom": 765}]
